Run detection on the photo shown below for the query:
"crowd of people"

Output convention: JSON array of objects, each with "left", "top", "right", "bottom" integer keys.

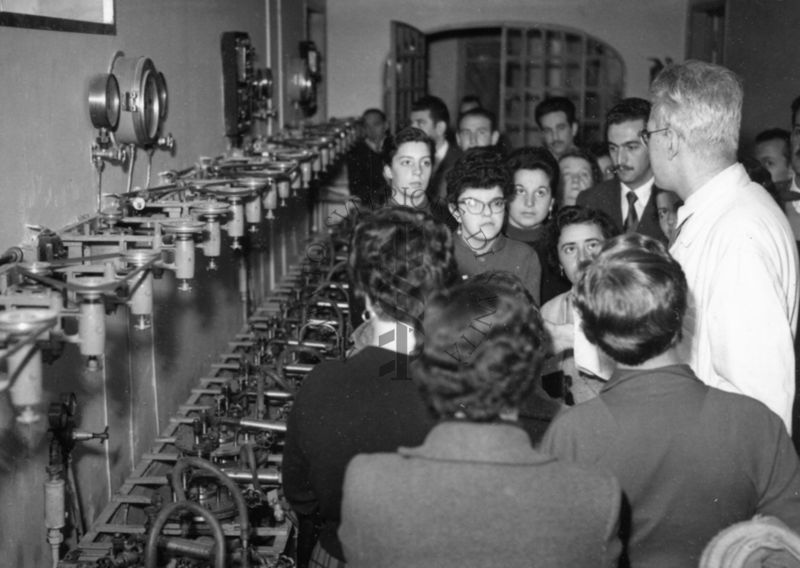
[{"left": 286, "top": 59, "right": 800, "bottom": 567}]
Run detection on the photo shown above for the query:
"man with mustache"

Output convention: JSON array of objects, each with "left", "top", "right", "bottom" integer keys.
[
  {"left": 535, "top": 96, "right": 580, "bottom": 160},
  {"left": 577, "top": 98, "right": 667, "bottom": 243}
]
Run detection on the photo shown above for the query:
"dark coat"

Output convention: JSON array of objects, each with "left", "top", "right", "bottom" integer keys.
[
  {"left": 429, "top": 142, "right": 462, "bottom": 204},
  {"left": 283, "top": 346, "right": 436, "bottom": 561},
  {"left": 577, "top": 179, "right": 667, "bottom": 243},
  {"left": 541, "top": 364, "right": 800, "bottom": 568},
  {"left": 340, "top": 421, "right": 622, "bottom": 568}
]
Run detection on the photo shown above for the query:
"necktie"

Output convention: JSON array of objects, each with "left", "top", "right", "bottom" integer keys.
[{"left": 624, "top": 191, "right": 639, "bottom": 232}]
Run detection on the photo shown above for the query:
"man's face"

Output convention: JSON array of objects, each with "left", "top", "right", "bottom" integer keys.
[
  {"left": 363, "top": 112, "right": 387, "bottom": 145},
  {"left": 646, "top": 111, "right": 675, "bottom": 193},
  {"left": 792, "top": 110, "right": 800, "bottom": 176},
  {"left": 410, "top": 110, "right": 442, "bottom": 144},
  {"left": 456, "top": 115, "right": 497, "bottom": 151},
  {"left": 607, "top": 119, "right": 652, "bottom": 189},
  {"left": 450, "top": 187, "right": 505, "bottom": 249},
  {"left": 756, "top": 138, "right": 791, "bottom": 183},
  {"left": 540, "top": 111, "right": 577, "bottom": 158}
]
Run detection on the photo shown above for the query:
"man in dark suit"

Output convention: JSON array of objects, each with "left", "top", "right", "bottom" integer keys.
[
  {"left": 346, "top": 108, "right": 389, "bottom": 208},
  {"left": 577, "top": 98, "right": 667, "bottom": 243},
  {"left": 411, "top": 95, "right": 462, "bottom": 206}
]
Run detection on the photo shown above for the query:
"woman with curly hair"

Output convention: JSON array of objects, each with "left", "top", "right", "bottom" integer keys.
[
  {"left": 338, "top": 280, "right": 622, "bottom": 567},
  {"left": 447, "top": 148, "right": 542, "bottom": 303},
  {"left": 283, "top": 206, "right": 458, "bottom": 567}
]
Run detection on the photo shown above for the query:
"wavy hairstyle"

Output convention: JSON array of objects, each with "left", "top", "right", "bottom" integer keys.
[
  {"left": 411, "top": 281, "right": 547, "bottom": 421},
  {"left": 506, "top": 146, "right": 560, "bottom": 193},
  {"left": 573, "top": 233, "right": 687, "bottom": 366},
  {"left": 650, "top": 60, "right": 742, "bottom": 163},
  {"left": 446, "top": 147, "right": 513, "bottom": 203},
  {"left": 348, "top": 206, "right": 457, "bottom": 327}
]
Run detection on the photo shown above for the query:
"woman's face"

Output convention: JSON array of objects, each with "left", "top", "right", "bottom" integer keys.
[
  {"left": 557, "top": 222, "right": 606, "bottom": 284},
  {"left": 451, "top": 186, "right": 506, "bottom": 250},
  {"left": 383, "top": 141, "right": 432, "bottom": 207},
  {"left": 559, "top": 156, "right": 594, "bottom": 206},
  {"left": 508, "top": 168, "right": 554, "bottom": 230}
]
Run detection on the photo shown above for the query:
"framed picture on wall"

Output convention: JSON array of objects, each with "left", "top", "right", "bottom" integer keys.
[{"left": 0, "top": 0, "right": 115, "bottom": 35}]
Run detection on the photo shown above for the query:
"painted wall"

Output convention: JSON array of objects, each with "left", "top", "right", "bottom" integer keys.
[
  {"left": 326, "top": 0, "right": 688, "bottom": 118},
  {"left": 724, "top": 0, "right": 800, "bottom": 154},
  {"left": 0, "top": 0, "right": 272, "bottom": 250},
  {"left": 0, "top": 1, "right": 317, "bottom": 567}
]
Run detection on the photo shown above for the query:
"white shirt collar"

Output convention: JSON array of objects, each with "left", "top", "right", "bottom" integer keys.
[
  {"left": 620, "top": 177, "right": 655, "bottom": 215},
  {"left": 435, "top": 140, "right": 449, "bottom": 165},
  {"left": 621, "top": 177, "right": 655, "bottom": 200},
  {"left": 675, "top": 162, "right": 742, "bottom": 229}
]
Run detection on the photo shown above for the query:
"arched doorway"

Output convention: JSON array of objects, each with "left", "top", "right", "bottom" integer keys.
[{"left": 390, "top": 22, "right": 626, "bottom": 148}]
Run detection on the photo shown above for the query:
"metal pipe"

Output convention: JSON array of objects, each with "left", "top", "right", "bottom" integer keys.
[
  {"left": 170, "top": 457, "right": 250, "bottom": 568},
  {"left": 145, "top": 500, "right": 226, "bottom": 568},
  {"left": 220, "top": 468, "right": 281, "bottom": 484},
  {"left": 219, "top": 416, "right": 287, "bottom": 433}
]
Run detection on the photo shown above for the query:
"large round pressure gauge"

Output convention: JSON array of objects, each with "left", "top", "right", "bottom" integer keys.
[{"left": 112, "top": 55, "right": 166, "bottom": 145}]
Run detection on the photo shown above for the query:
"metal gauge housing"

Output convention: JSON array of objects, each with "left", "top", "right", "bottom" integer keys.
[
  {"left": 88, "top": 73, "right": 121, "bottom": 130},
  {"left": 111, "top": 55, "right": 165, "bottom": 145}
]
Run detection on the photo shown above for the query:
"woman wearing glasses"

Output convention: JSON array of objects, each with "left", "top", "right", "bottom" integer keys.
[{"left": 446, "top": 148, "right": 542, "bottom": 304}]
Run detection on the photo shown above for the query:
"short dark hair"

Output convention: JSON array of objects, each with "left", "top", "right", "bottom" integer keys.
[
  {"left": 412, "top": 281, "right": 548, "bottom": 421},
  {"left": 791, "top": 96, "right": 800, "bottom": 124},
  {"left": 754, "top": 128, "right": 791, "bottom": 160},
  {"left": 348, "top": 206, "right": 457, "bottom": 327},
  {"left": 573, "top": 233, "right": 687, "bottom": 366},
  {"left": 458, "top": 107, "right": 497, "bottom": 132},
  {"left": 411, "top": 95, "right": 451, "bottom": 130},
  {"left": 544, "top": 205, "right": 619, "bottom": 269},
  {"left": 382, "top": 126, "right": 434, "bottom": 166},
  {"left": 588, "top": 141, "right": 610, "bottom": 159},
  {"left": 506, "top": 146, "right": 560, "bottom": 193},
  {"left": 446, "top": 148, "right": 512, "bottom": 203},
  {"left": 605, "top": 97, "right": 651, "bottom": 134},
  {"left": 459, "top": 95, "right": 482, "bottom": 111},
  {"left": 535, "top": 96, "right": 577, "bottom": 128},
  {"left": 362, "top": 107, "right": 386, "bottom": 122}
]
